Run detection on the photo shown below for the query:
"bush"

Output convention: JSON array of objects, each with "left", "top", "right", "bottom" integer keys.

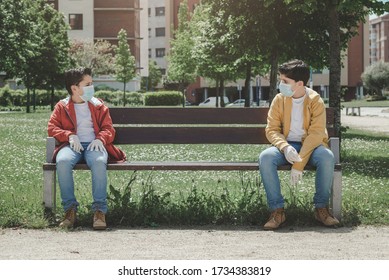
[
  {"left": 0, "top": 85, "right": 12, "bottom": 106},
  {"left": 0, "top": 86, "right": 68, "bottom": 107},
  {"left": 95, "top": 84, "right": 116, "bottom": 91},
  {"left": 95, "top": 90, "right": 118, "bottom": 104},
  {"left": 126, "top": 91, "right": 143, "bottom": 106},
  {"left": 144, "top": 91, "right": 183, "bottom": 106}
]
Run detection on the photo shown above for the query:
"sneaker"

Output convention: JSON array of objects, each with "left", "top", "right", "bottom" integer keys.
[
  {"left": 93, "top": 210, "right": 107, "bottom": 230},
  {"left": 315, "top": 207, "right": 340, "bottom": 227},
  {"left": 263, "top": 208, "right": 286, "bottom": 230},
  {"left": 59, "top": 208, "right": 76, "bottom": 229}
]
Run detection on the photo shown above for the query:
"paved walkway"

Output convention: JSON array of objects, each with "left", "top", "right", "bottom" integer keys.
[
  {"left": 0, "top": 225, "right": 388, "bottom": 260},
  {"left": 341, "top": 107, "right": 389, "bottom": 135}
]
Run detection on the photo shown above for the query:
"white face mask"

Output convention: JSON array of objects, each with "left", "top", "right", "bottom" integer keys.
[
  {"left": 80, "top": 85, "right": 95, "bottom": 102},
  {"left": 278, "top": 81, "right": 294, "bottom": 97}
]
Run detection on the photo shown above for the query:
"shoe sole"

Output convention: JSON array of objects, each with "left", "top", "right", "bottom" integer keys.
[
  {"left": 93, "top": 225, "right": 107, "bottom": 230},
  {"left": 263, "top": 221, "right": 286, "bottom": 231},
  {"left": 315, "top": 217, "right": 340, "bottom": 228}
]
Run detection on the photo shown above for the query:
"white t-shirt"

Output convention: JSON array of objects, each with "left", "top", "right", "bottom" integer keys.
[
  {"left": 287, "top": 92, "right": 306, "bottom": 142},
  {"left": 74, "top": 102, "right": 95, "bottom": 143}
]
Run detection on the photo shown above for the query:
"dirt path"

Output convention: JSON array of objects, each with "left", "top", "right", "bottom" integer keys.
[{"left": 1, "top": 225, "right": 388, "bottom": 260}]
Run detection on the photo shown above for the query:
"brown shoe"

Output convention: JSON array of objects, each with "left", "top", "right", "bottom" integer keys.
[
  {"left": 59, "top": 208, "right": 76, "bottom": 228},
  {"left": 315, "top": 207, "right": 340, "bottom": 227},
  {"left": 93, "top": 211, "right": 107, "bottom": 230},
  {"left": 264, "top": 208, "right": 286, "bottom": 230}
]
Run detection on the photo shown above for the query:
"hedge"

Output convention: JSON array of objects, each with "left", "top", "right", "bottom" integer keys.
[
  {"left": 144, "top": 91, "right": 183, "bottom": 106},
  {"left": 0, "top": 86, "right": 144, "bottom": 107}
]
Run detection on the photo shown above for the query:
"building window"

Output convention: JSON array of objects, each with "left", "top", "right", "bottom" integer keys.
[
  {"left": 148, "top": 8, "right": 151, "bottom": 17},
  {"left": 148, "top": 49, "right": 152, "bottom": 58},
  {"left": 155, "top": 7, "right": 165, "bottom": 16},
  {"left": 148, "top": 28, "right": 151, "bottom": 37},
  {"left": 156, "top": 48, "right": 165, "bottom": 58},
  {"left": 155, "top": 27, "right": 165, "bottom": 37},
  {"left": 160, "top": 68, "right": 166, "bottom": 75},
  {"left": 69, "top": 14, "right": 83, "bottom": 30}
]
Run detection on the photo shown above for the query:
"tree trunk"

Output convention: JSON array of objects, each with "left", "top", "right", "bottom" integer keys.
[
  {"left": 328, "top": 2, "right": 342, "bottom": 138},
  {"left": 32, "top": 88, "right": 36, "bottom": 112},
  {"left": 123, "top": 83, "right": 126, "bottom": 107},
  {"left": 215, "top": 76, "right": 220, "bottom": 108},
  {"left": 26, "top": 87, "right": 30, "bottom": 113},
  {"left": 244, "top": 62, "right": 252, "bottom": 107},
  {"left": 220, "top": 79, "right": 225, "bottom": 107},
  {"left": 269, "top": 49, "right": 279, "bottom": 104},
  {"left": 50, "top": 85, "right": 55, "bottom": 111}
]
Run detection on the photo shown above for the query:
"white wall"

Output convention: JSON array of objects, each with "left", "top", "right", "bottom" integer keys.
[
  {"left": 59, "top": 0, "right": 94, "bottom": 42},
  {"left": 139, "top": 0, "right": 149, "bottom": 77}
]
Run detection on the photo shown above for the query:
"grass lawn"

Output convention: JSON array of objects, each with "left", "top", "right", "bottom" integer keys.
[
  {"left": 0, "top": 111, "right": 388, "bottom": 228},
  {"left": 341, "top": 99, "right": 389, "bottom": 107}
]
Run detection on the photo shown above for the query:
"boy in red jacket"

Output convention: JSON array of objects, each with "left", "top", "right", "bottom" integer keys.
[{"left": 48, "top": 67, "right": 126, "bottom": 230}]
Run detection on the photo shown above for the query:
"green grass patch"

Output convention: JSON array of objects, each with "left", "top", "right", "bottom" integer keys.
[
  {"left": 342, "top": 99, "right": 389, "bottom": 107},
  {"left": 0, "top": 112, "right": 388, "bottom": 228}
]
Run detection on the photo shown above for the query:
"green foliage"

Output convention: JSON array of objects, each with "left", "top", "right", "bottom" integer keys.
[
  {"left": 361, "top": 61, "right": 389, "bottom": 96},
  {"left": 166, "top": 0, "right": 197, "bottom": 91},
  {"left": 141, "top": 60, "right": 163, "bottom": 91},
  {"left": 94, "top": 90, "right": 143, "bottom": 106},
  {"left": 0, "top": 86, "right": 67, "bottom": 107},
  {"left": 0, "top": 0, "right": 40, "bottom": 77},
  {"left": 69, "top": 39, "right": 115, "bottom": 75},
  {"left": 144, "top": 91, "right": 183, "bottom": 106},
  {"left": 114, "top": 29, "right": 136, "bottom": 106},
  {"left": 0, "top": 0, "right": 70, "bottom": 113}
]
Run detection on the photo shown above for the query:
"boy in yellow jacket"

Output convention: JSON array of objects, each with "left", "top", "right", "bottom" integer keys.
[{"left": 259, "top": 59, "right": 339, "bottom": 230}]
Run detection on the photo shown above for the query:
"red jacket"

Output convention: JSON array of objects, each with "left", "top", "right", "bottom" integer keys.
[{"left": 47, "top": 97, "right": 126, "bottom": 163}]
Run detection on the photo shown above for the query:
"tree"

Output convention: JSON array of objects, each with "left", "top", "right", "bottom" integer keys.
[
  {"left": 191, "top": 3, "right": 238, "bottom": 107},
  {"left": 167, "top": 0, "right": 197, "bottom": 100},
  {"left": 69, "top": 39, "right": 115, "bottom": 75},
  {"left": 361, "top": 61, "right": 389, "bottom": 96},
  {"left": 39, "top": 3, "right": 71, "bottom": 110},
  {"left": 0, "top": 0, "right": 38, "bottom": 78},
  {"left": 0, "top": 0, "right": 70, "bottom": 112},
  {"left": 114, "top": 29, "right": 136, "bottom": 106},
  {"left": 141, "top": 60, "right": 162, "bottom": 91},
  {"left": 276, "top": 0, "right": 389, "bottom": 136}
]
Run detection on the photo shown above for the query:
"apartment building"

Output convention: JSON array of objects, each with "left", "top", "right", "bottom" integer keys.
[
  {"left": 47, "top": 0, "right": 148, "bottom": 90},
  {"left": 148, "top": 0, "right": 168, "bottom": 75},
  {"left": 370, "top": 14, "right": 389, "bottom": 64}
]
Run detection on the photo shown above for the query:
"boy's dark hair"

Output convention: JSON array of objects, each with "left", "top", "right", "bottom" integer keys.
[
  {"left": 278, "top": 59, "right": 310, "bottom": 86},
  {"left": 65, "top": 67, "right": 92, "bottom": 95}
]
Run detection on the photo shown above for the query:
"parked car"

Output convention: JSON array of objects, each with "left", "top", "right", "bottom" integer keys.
[
  {"left": 199, "top": 97, "right": 230, "bottom": 107},
  {"left": 226, "top": 99, "right": 246, "bottom": 107}
]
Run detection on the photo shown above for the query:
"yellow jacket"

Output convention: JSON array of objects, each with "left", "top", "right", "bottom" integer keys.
[{"left": 265, "top": 88, "right": 328, "bottom": 171}]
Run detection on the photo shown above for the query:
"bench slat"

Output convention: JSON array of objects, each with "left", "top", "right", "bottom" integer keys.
[
  {"left": 109, "top": 107, "right": 335, "bottom": 126},
  {"left": 43, "top": 162, "right": 341, "bottom": 171},
  {"left": 110, "top": 107, "right": 268, "bottom": 124},
  {"left": 114, "top": 127, "right": 267, "bottom": 144}
]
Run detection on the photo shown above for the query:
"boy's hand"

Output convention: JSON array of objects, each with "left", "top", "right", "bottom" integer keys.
[
  {"left": 87, "top": 139, "right": 106, "bottom": 152},
  {"left": 69, "top": 135, "right": 83, "bottom": 154},
  {"left": 290, "top": 168, "right": 303, "bottom": 186},
  {"left": 283, "top": 145, "right": 302, "bottom": 164}
]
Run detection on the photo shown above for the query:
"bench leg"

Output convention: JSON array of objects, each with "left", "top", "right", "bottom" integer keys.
[
  {"left": 43, "top": 170, "right": 56, "bottom": 212},
  {"left": 330, "top": 170, "right": 342, "bottom": 221}
]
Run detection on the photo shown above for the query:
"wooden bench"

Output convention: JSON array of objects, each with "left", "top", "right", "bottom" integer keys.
[{"left": 43, "top": 107, "right": 342, "bottom": 219}]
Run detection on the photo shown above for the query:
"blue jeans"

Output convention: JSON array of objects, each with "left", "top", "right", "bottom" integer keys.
[
  {"left": 56, "top": 142, "right": 108, "bottom": 213},
  {"left": 259, "top": 142, "right": 334, "bottom": 210}
]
